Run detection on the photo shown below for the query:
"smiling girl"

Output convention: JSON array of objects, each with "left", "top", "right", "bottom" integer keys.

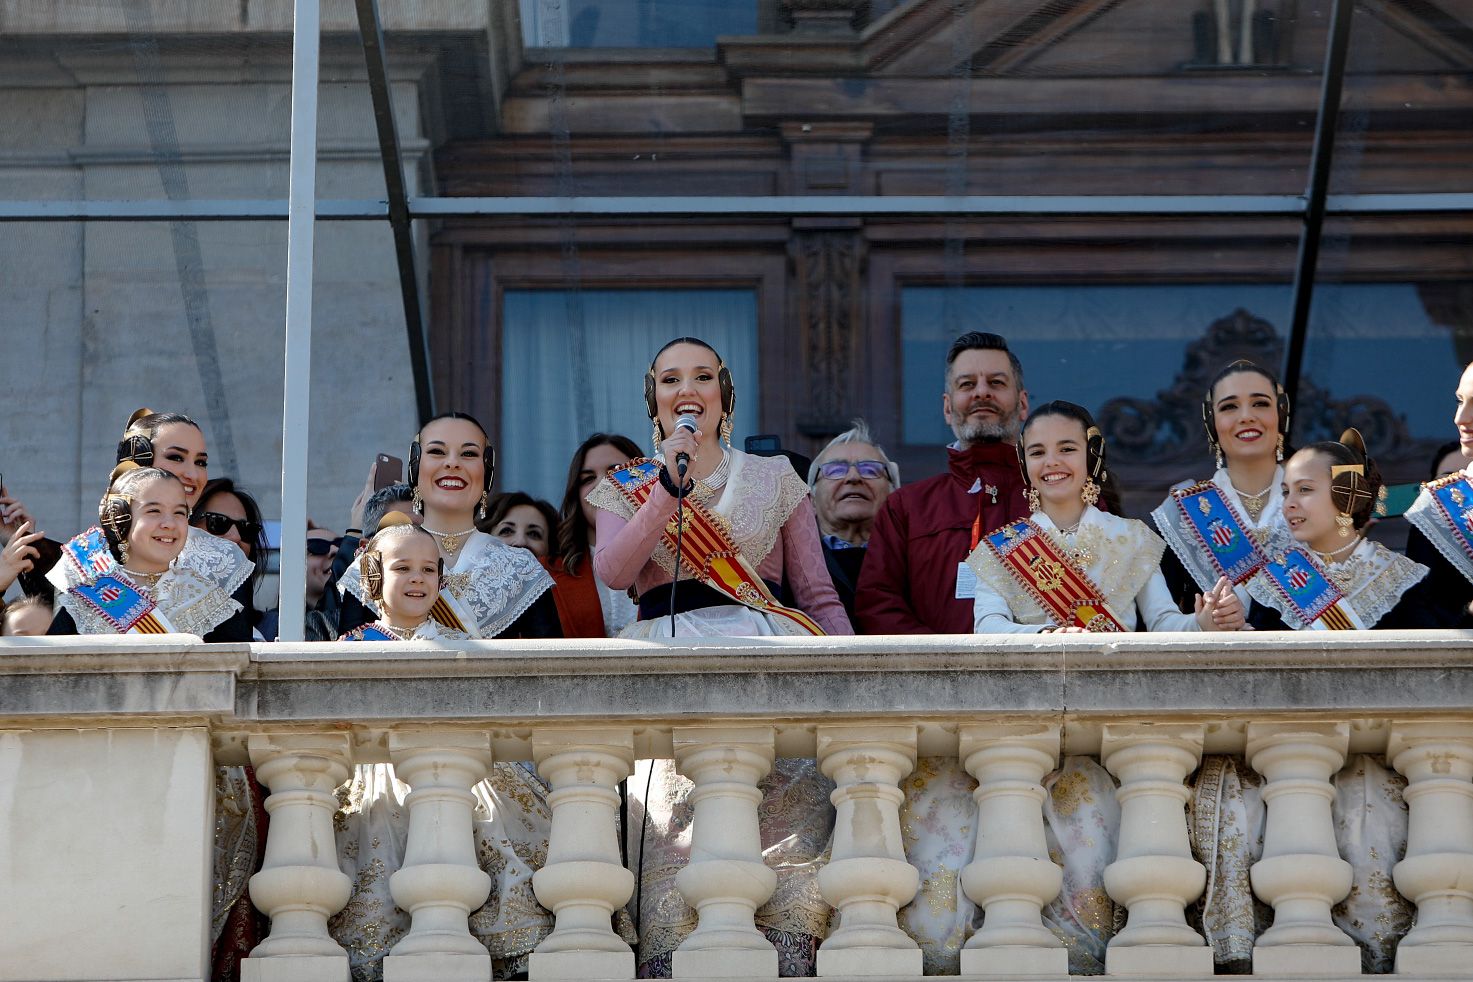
[{"left": 47, "top": 464, "right": 252, "bottom": 639}]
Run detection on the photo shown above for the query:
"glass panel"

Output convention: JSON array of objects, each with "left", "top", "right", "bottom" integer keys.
[
  {"left": 1330, "top": 0, "right": 1473, "bottom": 193},
  {"left": 520, "top": 0, "right": 760, "bottom": 48},
  {"left": 499, "top": 288, "right": 759, "bottom": 500},
  {"left": 424, "top": 0, "right": 1328, "bottom": 198},
  {"left": 1298, "top": 217, "right": 1473, "bottom": 496},
  {"left": 0, "top": 221, "right": 286, "bottom": 623}
]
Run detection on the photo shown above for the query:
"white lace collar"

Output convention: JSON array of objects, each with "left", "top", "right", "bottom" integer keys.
[{"left": 1247, "top": 537, "right": 1428, "bottom": 628}]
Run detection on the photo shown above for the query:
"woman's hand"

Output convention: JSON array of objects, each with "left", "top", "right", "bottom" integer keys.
[
  {"left": 660, "top": 425, "right": 704, "bottom": 481},
  {"left": 1195, "top": 575, "right": 1246, "bottom": 631},
  {"left": 0, "top": 520, "right": 43, "bottom": 593},
  {"left": 1041, "top": 625, "right": 1087, "bottom": 634},
  {"left": 0, "top": 490, "right": 32, "bottom": 539}
]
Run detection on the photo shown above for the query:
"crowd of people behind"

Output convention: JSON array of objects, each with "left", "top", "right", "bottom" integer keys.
[{"left": 5, "top": 331, "right": 1473, "bottom": 979}]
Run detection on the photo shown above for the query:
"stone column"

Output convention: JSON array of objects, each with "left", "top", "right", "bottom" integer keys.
[
  {"left": 815, "top": 724, "right": 922, "bottom": 977},
  {"left": 383, "top": 732, "right": 494, "bottom": 982},
  {"left": 1100, "top": 723, "right": 1214, "bottom": 976},
  {"left": 672, "top": 725, "right": 779, "bottom": 979},
  {"left": 1389, "top": 722, "right": 1473, "bottom": 975},
  {"left": 530, "top": 728, "right": 637, "bottom": 981},
  {"left": 1246, "top": 721, "right": 1360, "bottom": 977},
  {"left": 958, "top": 723, "right": 1067, "bottom": 977},
  {"left": 242, "top": 733, "right": 354, "bottom": 982}
]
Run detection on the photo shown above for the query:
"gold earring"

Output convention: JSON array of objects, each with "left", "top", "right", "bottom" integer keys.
[
  {"left": 118, "top": 540, "right": 130, "bottom": 565},
  {"left": 1335, "top": 512, "right": 1353, "bottom": 538},
  {"left": 1214, "top": 444, "right": 1224, "bottom": 470},
  {"left": 1025, "top": 487, "right": 1041, "bottom": 513},
  {"left": 651, "top": 419, "right": 662, "bottom": 451},
  {"left": 476, "top": 489, "right": 488, "bottom": 520},
  {"left": 412, "top": 487, "right": 423, "bottom": 515},
  {"left": 1276, "top": 434, "right": 1285, "bottom": 462},
  {"left": 720, "top": 415, "right": 734, "bottom": 449},
  {"left": 1081, "top": 479, "right": 1101, "bottom": 507}
]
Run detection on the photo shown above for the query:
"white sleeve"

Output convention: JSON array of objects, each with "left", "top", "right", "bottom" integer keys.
[
  {"left": 973, "top": 577, "right": 1048, "bottom": 634},
  {"left": 1138, "top": 570, "right": 1200, "bottom": 632}
]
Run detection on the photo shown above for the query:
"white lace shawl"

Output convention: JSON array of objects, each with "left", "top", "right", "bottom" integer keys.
[
  {"left": 1152, "top": 466, "right": 1292, "bottom": 599},
  {"left": 966, "top": 507, "right": 1167, "bottom": 628},
  {"left": 340, "top": 530, "right": 553, "bottom": 639},
  {"left": 50, "top": 525, "right": 251, "bottom": 637},
  {"left": 586, "top": 449, "right": 809, "bottom": 579},
  {"left": 1405, "top": 466, "right": 1473, "bottom": 584},
  {"left": 1246, "top": 538, "right": 1428, "bottom": 629}
]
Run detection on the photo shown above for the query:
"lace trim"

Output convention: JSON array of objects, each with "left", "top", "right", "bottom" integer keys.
[
  {"left": 587, "top": 450, "right": 810, "bottom": 580},
  {"left": 1247, "top": 541, "right": 1428, "bottom": 628},
  {"left": 967, "top": 510, "right": 1165, "bottom": 626},
  {"left": 1152, "top": 472, "right": 1289, "bottom": 595},
  {"left": 53, "top": 525, "right": 248, "bottom": 637},
  {"left": 340, "top": 532, "right": 552, "bottom": 639},
  {"left": 1406, "top": 481, "right": 1473, "bottom": 584}
]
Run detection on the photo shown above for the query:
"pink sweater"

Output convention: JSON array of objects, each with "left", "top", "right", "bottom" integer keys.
[{"left": 593, "top": 478, "right": 853, "bottom": 635}]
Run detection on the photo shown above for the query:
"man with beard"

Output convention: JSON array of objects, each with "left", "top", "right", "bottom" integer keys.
[
  {"left": 807, "top": 419, "right": 900, "bottom": 622},
  {"left": 855, "top": 332, "right": 1030, "bottom": 633}
]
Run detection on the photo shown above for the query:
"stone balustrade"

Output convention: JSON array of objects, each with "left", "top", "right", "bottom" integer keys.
[{"left": 3, "top": 631, "right": 1473, "bottom": 981}]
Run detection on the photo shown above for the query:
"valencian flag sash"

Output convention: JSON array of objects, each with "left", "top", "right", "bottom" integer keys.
[
  {"left": 63, "top": 527, "right": 116, "bottom": 580},
  {"left": 342, "top": 623, "right": 398, "bottom": 641},
  {"left": 427, "top": 590, "right": 469, "bottom": 633},
  {"left": 1171, "top": 482, "right": 1268, "bottom": 585},
  {"left": 72, "top": 575, "right": 174, "bottom": 634},
  {"left": 983, "top": 519, "right": 1127, "bottom": 632},
  {"left": 1406, "top": 472, "right": 1473, "bottom": 583},
  {"left": 1260, "top": 547, "right": 1365, "bottom": 630},
  {"left": 610, "top": 459, "right": 824, "bottom": 635}
]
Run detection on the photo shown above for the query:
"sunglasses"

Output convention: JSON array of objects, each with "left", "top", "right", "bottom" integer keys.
[
  {"left": 817, "top": 459, "right": 890, "bottom": 481},
  {"left": 306, "top": 538, "right": 340, "bottom": 557},
  {"left": 195, "top": 512, "right": 262, "bottom": 541}
]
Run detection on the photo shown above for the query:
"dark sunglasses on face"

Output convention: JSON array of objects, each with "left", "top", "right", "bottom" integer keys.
[
  {"left": 306, "top": 538, "right": 339, "bottom": 557},
  {"left": 194, "top": 512, "right": 262, "bottom": 541},
  {"left": 817, "top": 459, "right": 889, "bottom": 481}
]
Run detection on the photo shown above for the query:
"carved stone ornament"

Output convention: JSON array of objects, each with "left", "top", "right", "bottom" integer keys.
[{"left": 1098, "top": 307, "right": 1415, "bottom": 468}]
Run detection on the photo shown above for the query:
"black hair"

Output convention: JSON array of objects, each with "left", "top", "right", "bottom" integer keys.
[
  {"left": 1430, "top": 440, "right": 1465, "bottom": 480},
  {"left": 1019, "top": 401, "right": 1123, "bottom": 515},
  {"left": 363, "top": 483, "right": 415, "bottom": 538},
  {"left": 192, "top": 477, "right": 269, "bottom": 596},
  {"left": 117, "top": 410, "right": 204, "bottom": 468},
  {"left": 418, "top": 411, "right": 488, "bottom": 441},
  {"left": 558, "top": 433, "right": 644, "bottom": 575},
  {"left": 99, "top": 466, "right": 184, "bottom": 562},
  {"left": 1298, "top": 436, "right": 1383, "bottom": 531},
  {"left": 481, "top": 491, "right": 559, "bottom": 551},
  {"left": 946, "top": 332, "right": 1024, "bottom": 390}
]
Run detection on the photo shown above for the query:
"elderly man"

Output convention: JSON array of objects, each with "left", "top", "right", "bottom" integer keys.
[
  {"left": 807, "top": 420, "right": 900, "bottom": 621},
  {"left": 856, "top": 332, "right": 1030, "bottom": 634}
]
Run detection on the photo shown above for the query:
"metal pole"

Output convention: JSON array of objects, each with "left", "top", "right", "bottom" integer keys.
[
  {"left": 354, "top": 0, "right": 436, "bottom": 422},
  {"left": 277, "top": 0, "right": 322, "bottom": 643},
  {"left": 1282, "top": 0, "right": 1356, "bottom": 411}
]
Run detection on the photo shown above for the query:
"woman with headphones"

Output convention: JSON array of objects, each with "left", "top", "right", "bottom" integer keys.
[
  {"left": 334, "top": 411, "right": 560, "bottom": 976},
  {"left": 338, "top": 411, "right": 559, "bottom": 639},
  {"left": 1152, "top": 360, "right": 1296, "bottom": 613},
  {"left": 587, "top": 338, "right": 849, "bottom": 977}
]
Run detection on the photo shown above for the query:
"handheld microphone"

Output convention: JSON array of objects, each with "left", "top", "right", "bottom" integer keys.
[{"left": 673, "top": 414, "right": 699, "bottom": 479}]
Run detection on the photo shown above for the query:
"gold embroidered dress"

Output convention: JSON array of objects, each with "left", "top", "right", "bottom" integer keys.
[
  {"left": 327, "top": 617, "right": 556, "bottom": 982},
  {"left": 589, "top": 450, "right": 849, "bottom": 976}
]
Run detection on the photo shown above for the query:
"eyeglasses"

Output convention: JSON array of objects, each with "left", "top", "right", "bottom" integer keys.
[
  {"left": 194, "top": 512, "right": 262, "bottom": 541},
  {"left": 817, "top": 460, "right": 890, "bottom": 481},
  {"left": 306, "top": 538, "right": 339, "bottom": 557}
]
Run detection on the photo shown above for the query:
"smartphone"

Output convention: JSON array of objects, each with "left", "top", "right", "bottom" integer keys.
[
  {"left": 16, "top": 536, "right": 63, "bottom": 599},
  {"left": 373, "top": 453, "right": 404, "bottom": 491}
]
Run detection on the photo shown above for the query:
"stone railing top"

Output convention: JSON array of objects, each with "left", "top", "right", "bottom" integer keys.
[{"left": 3, "top": 631, "right": 1472, "bottom": 763}]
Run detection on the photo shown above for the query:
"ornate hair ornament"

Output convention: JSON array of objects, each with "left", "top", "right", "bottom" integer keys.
[
  {"left": 116, "top": 406, "right": 159, "bottom": 467},
  {"left": 1329, "top": 427, "right": 1375, "bottom": 535}
]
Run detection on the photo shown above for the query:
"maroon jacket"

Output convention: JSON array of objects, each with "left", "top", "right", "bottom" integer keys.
[{"left": 855, "top": 441, "right": 1030, "bottom": 634}]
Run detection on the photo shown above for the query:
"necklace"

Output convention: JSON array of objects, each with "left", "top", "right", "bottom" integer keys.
[
  {"left": 1051, "top": 519, "right": 1092, "bottom": 565},
  {"left": 1316, "top": 537, "right": 1360, "bottom": 564},
  {"left": 1235, "top": 483, "right": 1272, "bottom": 523},
  {"left": 421, "top": 524, "right": 475, "bottom": 556},
  {"left": 123, "top": 567, "right": 166, "bottom": 592},
  {"left": 691, "top": 450, "right": 731, "bottom": 500},
  {"left": 380, "top": 622, "right": 416, "bottom": 641}
]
